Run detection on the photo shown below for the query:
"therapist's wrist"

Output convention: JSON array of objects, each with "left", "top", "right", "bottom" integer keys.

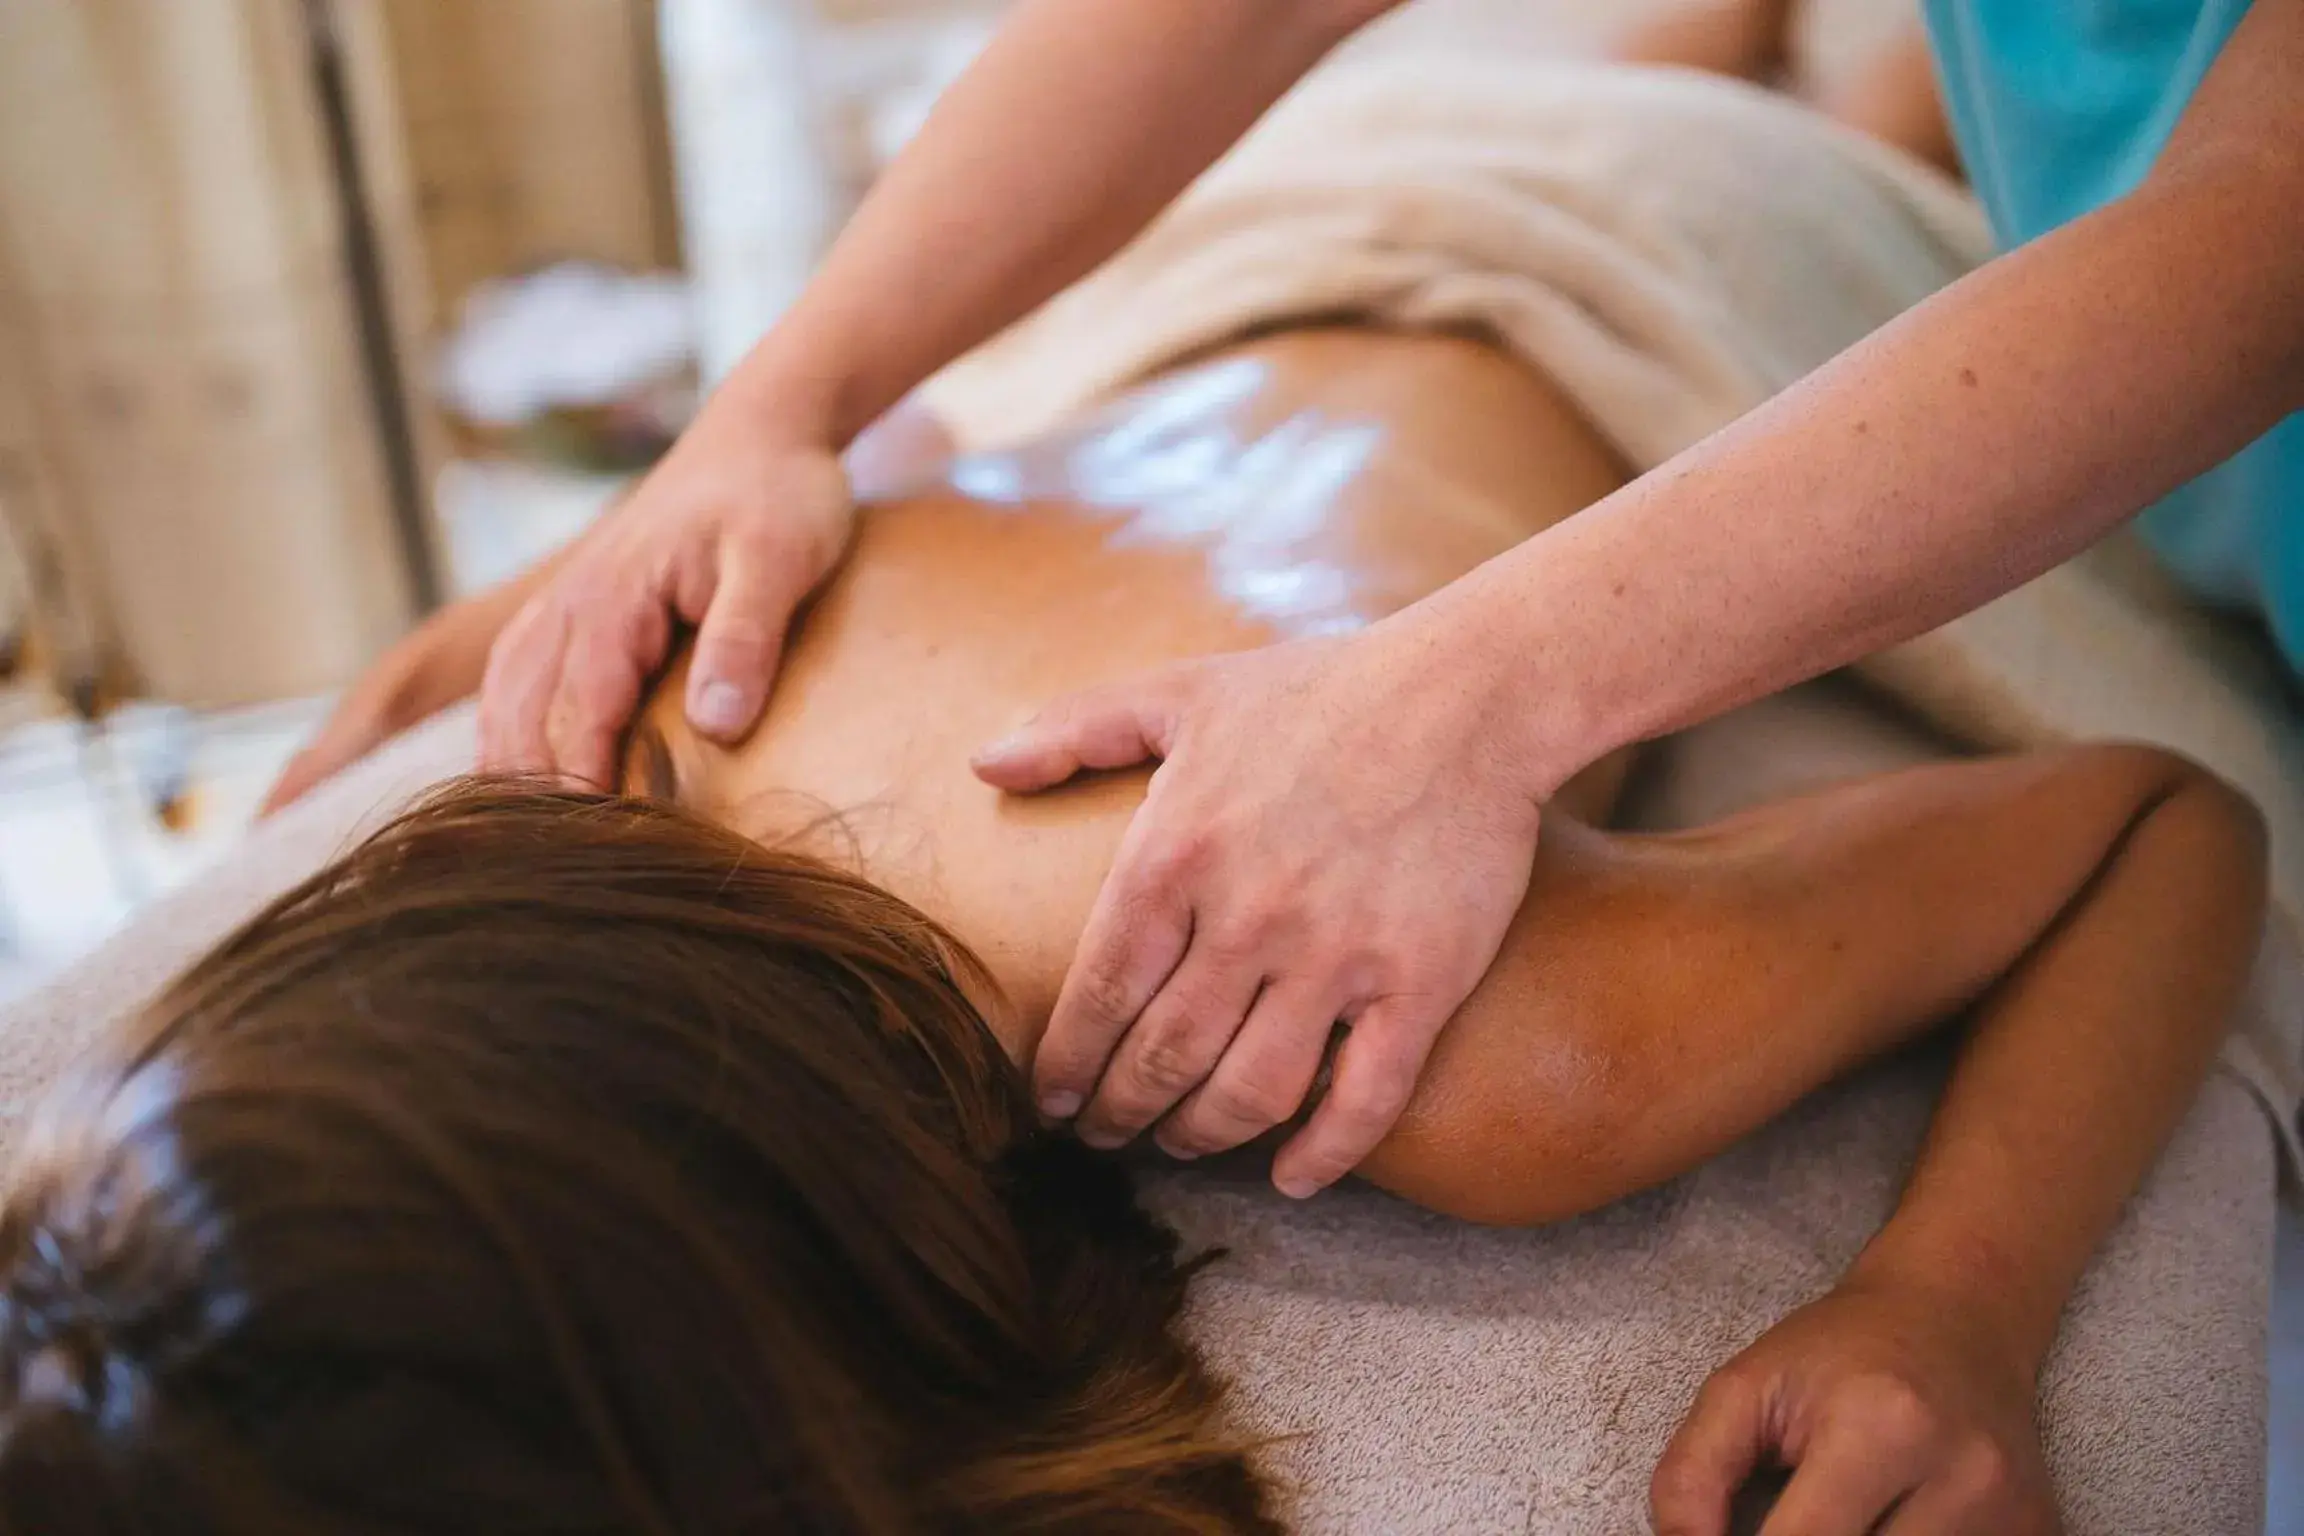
[
  {"left": 711, "top": 347, "right": 852, "bottom": 450},
  {"left": 715, "top": 306, "right": 903, "bottom": 452},
  {"left": 1408, "top": 575, "right": 1615, "bottom": 807}
]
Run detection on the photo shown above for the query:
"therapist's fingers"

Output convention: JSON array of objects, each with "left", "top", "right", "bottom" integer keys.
[
  {"left": 1032, "top": 839, "right": 1194, "bottom": 1120},
  {"left": 684, "top": 519, "right": 813, "bottom": 744},
  {"left": 1652, "top": 1369, "right": 1775, "bottom": 1536},
  {"left": 1268, "top": 994, "right": 1444, "bottom": 1198},
  {"left": 971, "top": 666, "right": 1193, "bottom": 791},
  {"left": 1073, "top": 947, "right": 1264, "bottom": 1149},
  {"left": 547, "top": 582, "right": 672, "bottom": 791},
  {"left": 478, "top": 595, "right": 572, "bottom": 774},
  {"left": 1155, "top": 974, "right": 1341, "bottom": 1159}
]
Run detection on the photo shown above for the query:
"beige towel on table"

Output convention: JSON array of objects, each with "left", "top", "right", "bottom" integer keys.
[
  {"left": 0, "top": 52, "right": 2285, "bottom": 1536},
  {"left": 3, "top": 692, "right": 2276, "bottom": 1534},
  {"left": 922, "top": 55, "right": 2304, "bottom": 1178}
]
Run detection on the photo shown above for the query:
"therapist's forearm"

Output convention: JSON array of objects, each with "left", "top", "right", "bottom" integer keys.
[
  {"left": 1447, "top": 140, "right": 2304, "bottom": 792},
  {"left": 723, "top": 0, "right": 1398, "bottom": 448}
]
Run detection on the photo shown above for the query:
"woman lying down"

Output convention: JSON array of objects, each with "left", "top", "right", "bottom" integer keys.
[
  {"left": 0, "top": 327, "right": 2265, "bottom": 1536},
  {"left": 0, "top": 55, "right": 2270, "bottom": 1536}
]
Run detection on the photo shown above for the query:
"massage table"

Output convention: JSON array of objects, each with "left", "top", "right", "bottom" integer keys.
[{"left": 0, "top": 681, "right": 2280, "bottom": 1533}]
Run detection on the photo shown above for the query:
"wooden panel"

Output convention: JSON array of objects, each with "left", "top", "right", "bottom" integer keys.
[
  {"left": 0, "top": 0, "right": 418, "bottom": 707},
  {"left": 31, "top": 280, "right": 413, "bottom": 705},
  {"left": 372, "top": 0, "right": 680, "bottom": 324},
  {"left": 0, "top": 296, "right": 112, "bottom": 702},
  {"left": 0, "top": 0, "right": 342, "bottom": 305},
  {"left": 322, "top": 0, "right": 454, "bottom": 602}
]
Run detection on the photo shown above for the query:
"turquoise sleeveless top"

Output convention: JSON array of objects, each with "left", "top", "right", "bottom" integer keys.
[{"left": 1923, "top": 0, "right": 2304, "bottom": 667}]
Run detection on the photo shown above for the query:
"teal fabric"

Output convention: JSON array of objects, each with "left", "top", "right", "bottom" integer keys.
[{"left": 1923, "top": 0, "right": 2304, "bottom": 667}]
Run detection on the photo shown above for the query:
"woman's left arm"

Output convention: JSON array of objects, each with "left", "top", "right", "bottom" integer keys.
[{"left": 1649, "top": 756, "right": 2268, "bottom": 1536}]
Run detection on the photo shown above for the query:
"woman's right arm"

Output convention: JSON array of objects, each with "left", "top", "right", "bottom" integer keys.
[{"left": 260, "top": 551, "right": 567, "bottom": 814}]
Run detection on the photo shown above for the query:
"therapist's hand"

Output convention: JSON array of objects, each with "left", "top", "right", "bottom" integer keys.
[
  {"left": 970, "top": 612, "right": 1547, "bottom": 1197},
  {"left": 478, "top": 405, "right": 854, "bottom": 788}
]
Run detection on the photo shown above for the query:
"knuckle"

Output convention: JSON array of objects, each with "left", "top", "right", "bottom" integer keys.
[
  {"left": 1323, "top": 1096, "right": 1394, "bottom": 1145},
  {"left": 701, "top": 619, "right": 779, "bottom": 659},
  {"left": 1137, "top": 829, "right": 1209, "bottom": 886},
  {"left": 617, "top": 595, "right": 671, "bottom": 652},
  {"left": 1206, "top": 904, "right": 1283, "bottom": 965},
  {"left": 1076, "top": 969, "right": 1141, "bottom": 1030},
  {"left": 1844, "top": 1373, "right": 1936, "bottom": 1445},
  {"left": 1693, "top": 1364, "right": 1761, "bottom": 1417},
  {"left": 1331, "top": 933, "right": 1400, "bottom": 998},
  {"left": 1132, "top": 1033, "right": 1212, "bottom": 1099},
  {"left": 1648, "top": 1455, "right": 1712, "bottom": 1515},
  {"left": 1948, "top": 1435, "right": 2015, "bottom": 1498},
  {"left": 1202, "top": 1075, "right": 1299, "bottom": 1132},
  {"left": 1329, "top": 1069, "right": 1414, "bottom": 1134}
]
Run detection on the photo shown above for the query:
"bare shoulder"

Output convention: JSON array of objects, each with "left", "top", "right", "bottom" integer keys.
[{"left": 1350, "top": 747, "right": 2262, "bottom": 1227}]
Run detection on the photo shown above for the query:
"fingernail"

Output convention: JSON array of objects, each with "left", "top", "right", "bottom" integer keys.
[
  {"left": 1154, "top": 1132, "right": 1200, "bottom": 1161},
  {"left": 1038, "top": 1091, "right": 1081, "bottom": 1121},
  {"left": 1274, "top": 1175, "right": 1318, "bottom": 1200},
  {"left": 972, "top": 733, "right": 1027, "bottom": 769},
  {"left": 689, "top": 680, "right": 747, "bottom": 736},
  {"left": 1078, "top": 1127, "right": 1127, "bottom": 1152}
]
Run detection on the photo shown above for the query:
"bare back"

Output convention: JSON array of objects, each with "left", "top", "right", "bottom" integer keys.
[
  {"left": 634, "top": 327, "right": 1627, "bottom": 1025},
  {"left": 628, "top": 323, "right": 2254, "bottom": 1235}
]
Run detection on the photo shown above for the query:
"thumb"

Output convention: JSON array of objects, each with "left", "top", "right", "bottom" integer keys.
[
  {"left": 685, "top": 535, "right": 809, "bottom": 742},
  {"left": 971, "top": 669, "right": 1191, "bottom": 792}
]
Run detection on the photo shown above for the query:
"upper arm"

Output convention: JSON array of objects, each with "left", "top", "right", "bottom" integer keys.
[
  {"left": 1350, "top": 750, "right": 2231, "bottom": 1228},
  {"left": 2160, "top": 0, "right": 2304, "bottom": 179},
  {"left": 2151, "top": 0, "right": 2304, "bottom": 396}
]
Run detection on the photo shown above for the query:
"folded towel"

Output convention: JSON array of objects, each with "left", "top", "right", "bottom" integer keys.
[{"left": 920, "top": 54, "right": 2304, "bottom": 1178}]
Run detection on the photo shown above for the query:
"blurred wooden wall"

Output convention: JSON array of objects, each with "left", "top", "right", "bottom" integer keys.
[
  {"left": 0, "top": 0, "right": 680, "bottom": 709},
  {"left": 367, "top": 0, "right": 680, "bottom": 336},
  {"left": 0, "top": 0, "right": 420, "bottom": 708}
]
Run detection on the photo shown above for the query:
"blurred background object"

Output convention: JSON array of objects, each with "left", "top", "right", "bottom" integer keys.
[
  {"left": 0, "top": 0, "right": 1016, "bottom": 992},
  {"left": 0, "top": 0, "right": 425, "bottom": 711},
  {"left": 0, "top": 0, "right": 686, "bottom": 991}
]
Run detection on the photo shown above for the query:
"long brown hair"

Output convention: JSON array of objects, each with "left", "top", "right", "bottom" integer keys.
[{"left": 0, "top": 782, "right": 1280, "bottom": 1534}]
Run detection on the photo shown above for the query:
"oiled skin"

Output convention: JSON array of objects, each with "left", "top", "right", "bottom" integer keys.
[{"left": 631, "top": 327, "right": 2262, "bottom": 1241}]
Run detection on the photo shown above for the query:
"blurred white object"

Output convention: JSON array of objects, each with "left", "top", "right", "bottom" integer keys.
[
  {"left": 846, "top": 14, "right": 997, "bottom": 170},
  {"left": 657, "top": 0, "right": 844, "bottom": 384},
  {"left": 656, "top": 1, "right": 1001, "bottom": 384},
  {"left": 435, "top": 458, "right": 631, "bottom": 597},
  {"left": 435, "top": 260, "right": 695, "bottom": 429}
]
